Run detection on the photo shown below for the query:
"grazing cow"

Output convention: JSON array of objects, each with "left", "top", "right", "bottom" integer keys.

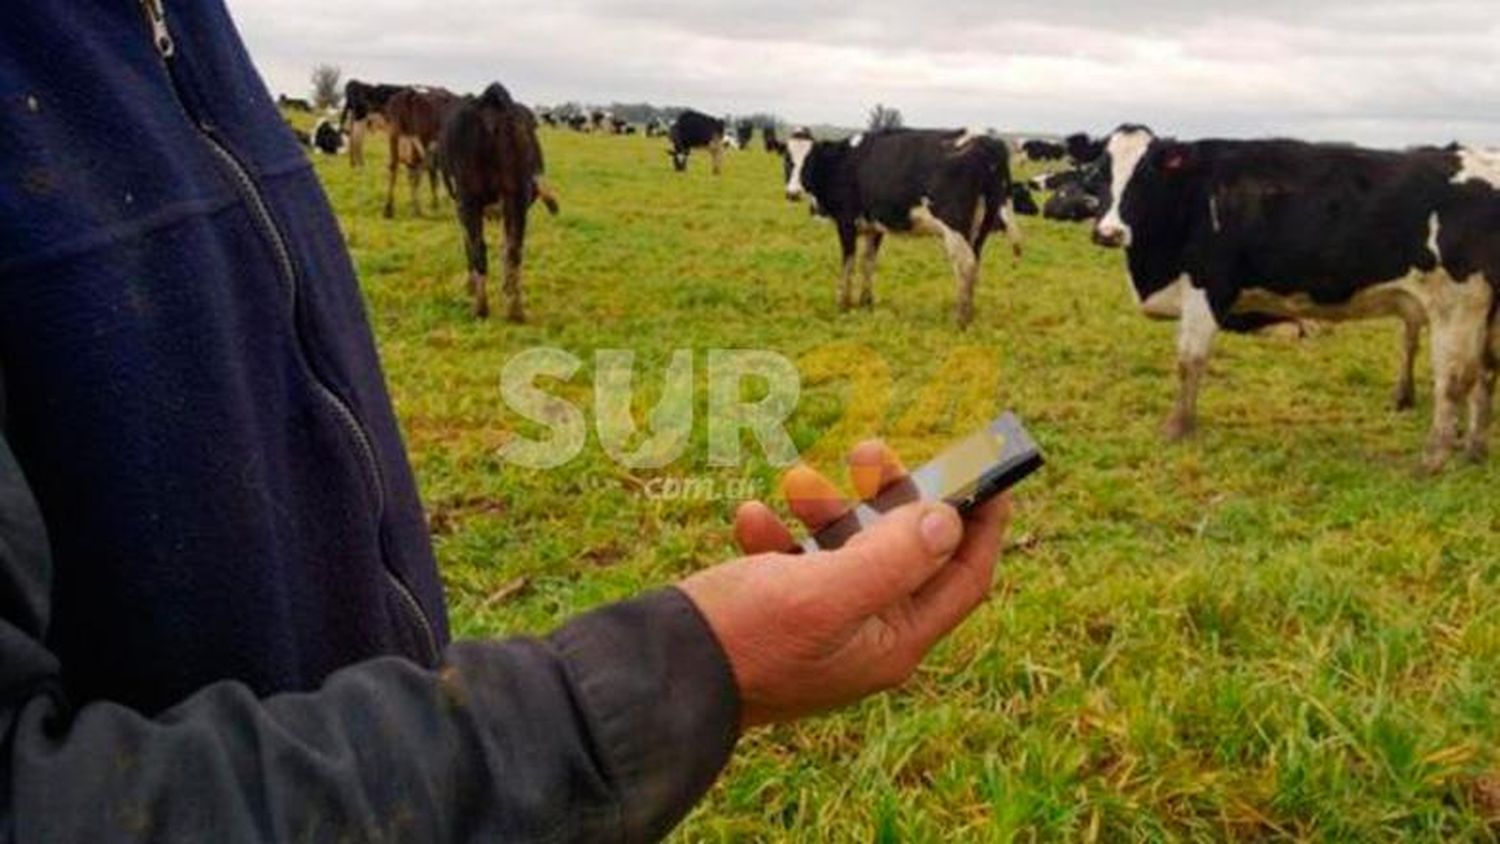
[
  {"left": 565, "top": 113, "right": 590, "bottom": 132},
  {"left": 1066, "top": 132, "right": 1106, "bottom": 165},
  {"left": 645, "top": 118, "right": 669, "bottom": 138},
  {"left": 340, "top": 79, "right": 405, "bottom": 168},
  {"left": 783, "top": 128, "right": 1022, "bottom": 327},
  {"left": 735, "top": 120, "right": 755, "bottom": 150},
  {"left": 277, "top": 94, "right": 313, "bottom": 113},
  {"left": 311, "top": 118, "right": 346, "bottom": 155},
  {"left": 382, "top": 86, "right": 460, "bottom": 218},
  {"left": 589, "top": 110, "right": 609, "bottom": 132},
  {"left": 440, "top": 84, "right": 560, "bottom": 322},
  {"left": 1022, "top": 139, "right": 1067, "bottom": 162},
  {"left": 609, "top": 115, "right": 631, "bottom": 135},
  {"left": 538, "top": 109, "right": 558, "bottom": 128},
  {"left": 1091, "top": 125, "right": 1500, "bottom": 470},
  {"left": 668, "top": 110, "right": 727, "bottom": 173}
]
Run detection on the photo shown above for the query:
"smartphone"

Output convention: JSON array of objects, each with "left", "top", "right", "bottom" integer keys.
[{"left": 797, "top": 413, "right": 1044, "bottom": 553}]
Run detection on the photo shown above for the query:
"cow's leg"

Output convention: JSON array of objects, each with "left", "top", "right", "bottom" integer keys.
[
  {"left": 349, "top": 119, "right": 366, "bottom": 168},
  {"left": 502, "top": 197, "right": 529, "bottom": 323},
  {"left": 1392, "top": 306, "right": 1424, "bottom": 411},
  {"left": 835, "top": 222, "right": 857, "bottom": 312},
  {"left": 458, "top": 198, "right": 489, "bottom": 320},
  {"left": 938, "top": 228, "right": 980, "bottom": 329},
  {"left": 1464, "top": 311, "right": 1499, "bottom": 463},
  {"left": 383, "top": 133, "right": 401, "bottom": 219},
  {"left": 998, "top": 201, "right": 1024, "bottom": 258},
  {"left": 858, "top": 232, "right": 883, "bottom": 309},
  {"left": 709, "top": 139, "right": 724, "bottom": 176},
  {"left": 1422, "top": 287, "right": 1489, "bottom": 472},
  {"left": 1164, "top": 284, "right": 1220, "bottom": 441},
  {"left": 408, "top": 142, "right": 424, "bottom": 217}
]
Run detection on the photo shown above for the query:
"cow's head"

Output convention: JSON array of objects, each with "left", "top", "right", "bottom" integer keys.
[
  {"left": 782, "top": 131, "right": 816, "bottom": 201},
  {"left": 1091, "top": 125, "right": 1158, "bottom": 248},
  {"left": 667, "top": 147, "right": 689, "bottom": 172}
]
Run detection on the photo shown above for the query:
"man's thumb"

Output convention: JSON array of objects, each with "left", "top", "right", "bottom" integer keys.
[{"left": 809, "top": 502, "right": 963, "bottom": 618}]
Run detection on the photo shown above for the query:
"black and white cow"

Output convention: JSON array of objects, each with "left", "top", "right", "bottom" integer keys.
[
  {"left": 735, "top": 120, "right": 755, "bottom": 150},
  {"left": 1022, "top": 139, "right": 1067, "bottom": 162},
  {"left": 646, "top": 118, "right": 669, "bottom": 138},
  {"left": 1065, "top": 132, "right": 1105, "bottom": 165},
  {"left": 339, "top": 80, "right": 406, "bottom": 168},
  {"left": 1010, "top": 184, "right": 1040, "bottom": 217},
  {"left": 667, "top": 110, "right": 727, "bottom": 174},
  {"left": 310, "top": 117, "right": 346, "bottom": 155},
  {"left": 783, "top": 128, "right": 1023, "bottom": 328},
  {"left": 1090, "top": 125, "right": 1500, "bottom": 470},
  {"left": 764, "top": 125, "right": 784, "bottom": 154}
]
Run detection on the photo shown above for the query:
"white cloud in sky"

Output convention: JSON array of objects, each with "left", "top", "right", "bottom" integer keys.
[{"left": 228, "top": 0, "right": 1500, "bottom": 147}]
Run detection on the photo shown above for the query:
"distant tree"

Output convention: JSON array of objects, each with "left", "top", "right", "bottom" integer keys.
[
  {"left": 310, "top": 64, "right": 342, "bottom": 111},
  {"left": 868, "top": 104, "right": 903, "bottom": 131}
]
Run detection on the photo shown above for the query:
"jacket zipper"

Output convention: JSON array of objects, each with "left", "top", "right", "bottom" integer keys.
[{"left": 137, "top": 0, "right": 439, "bottom": 663}]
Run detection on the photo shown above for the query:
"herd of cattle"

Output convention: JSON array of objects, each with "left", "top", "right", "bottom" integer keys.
[{"left": 287, "top": 78, "right": 1500, "bottom": 472}]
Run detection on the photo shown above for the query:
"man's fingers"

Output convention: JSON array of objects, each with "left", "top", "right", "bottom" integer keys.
[
  {"left": 906, "top": 494, "right": 1013, "bottom": 647},
  {"left": 805, "top": 502, "right": 963, "bottom": 619},
  {"left": 848, "top": 440, "right": 906, "bottom": 501},
  {"left": 781, "top": 465, "right": 848, "bottom": 530},
  {"left": 733, "top": 500, "right": 796, "bottom": 555}
]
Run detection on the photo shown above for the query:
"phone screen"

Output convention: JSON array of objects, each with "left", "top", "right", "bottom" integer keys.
[{"left": 803, "top": 413, "right": 1042, "bottom": 552}]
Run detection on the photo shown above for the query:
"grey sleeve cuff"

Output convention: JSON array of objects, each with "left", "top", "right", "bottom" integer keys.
[{"left": 550, "top": 587, "right": 741, "bottom": 841}]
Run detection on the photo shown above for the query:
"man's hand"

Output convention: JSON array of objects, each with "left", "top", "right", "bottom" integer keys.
[{"left": 679, "top": 441, "right": 1012, "bottom": 729}]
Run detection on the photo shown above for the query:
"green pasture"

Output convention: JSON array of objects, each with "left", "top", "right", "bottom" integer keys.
[{"left": 303, "top": 117, "right": 1500, "bottom": 841}]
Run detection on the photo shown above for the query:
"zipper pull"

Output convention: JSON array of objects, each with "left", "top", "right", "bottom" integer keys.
[{"left": 140, "top": 0, "right": 175, "bottom": 58}]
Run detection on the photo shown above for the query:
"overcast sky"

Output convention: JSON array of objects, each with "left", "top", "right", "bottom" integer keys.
[{"left": 231, "top": 0, "right": 1500, "bottom": 147}]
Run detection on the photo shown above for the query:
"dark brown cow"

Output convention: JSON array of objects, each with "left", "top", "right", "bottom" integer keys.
[
  {"left": 383, "top": 86, "right": 459, "bottom": 218},
  {"left": 439, "top": 83, "right": 560, "bottom": 321}
]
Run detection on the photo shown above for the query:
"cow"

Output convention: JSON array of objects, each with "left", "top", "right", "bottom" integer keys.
[
  {"left": 646, "top": 118, "right": 669, "bottom": 138},
  {"left": 1090, "top": 125, "right": 1500, "bottom": 471},
  {"left": 1010, "top": 184, "right": 1040, "bottom": 217},
  {"left": 609, "top": 115, "right": 631, "bottom": 135},
  {"left": 764, "top": 125, "right": 785, "bottom": 154},
  {"left": 735, "top": 120, "right": 755, "bottom": 150},
  {"left": 439, "top": 83, "right": 560, "bottom": 322},
  {"left": 565, "top": 113, "right": 590, "bottom": 132},
  {"left": 311, "top": 117, "right": 346, "bottom": 155},
  {"left": 1022, "top": 139, "right": 1067, "bottom": 162},
  {"left": 1066, "top": 132, "right": 1105, "bottom": 165},
  {"left": 1043, "top": 182, "right": 1102, "bottom": 222},
  {"left": 340, "top": 80, "right": 405, "bottom": 168},
  {"left": 277, "top": 94, "right": 313, "bottom": 113},
  {"left": 538, "top": 109, "right": 558, "bottom": 128},
  {"left": 667, "top": 110, "right": 727, "bottom": 174},
  {"left": 590, "top": 110, "right": 609, "bottom": 132},
  {"left": 782, "top": 128, "right": 1023, "bottom": 328},
  {"left": 382, "top": 86, "right": 460, "bottom": 218}
]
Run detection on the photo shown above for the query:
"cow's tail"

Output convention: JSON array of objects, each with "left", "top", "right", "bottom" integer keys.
[
  {"left": 988, "top": 139, "right": 1024, "bottom": 258},
  {"left": 536, "top": 177, "right": 560, "bottom": 216}
]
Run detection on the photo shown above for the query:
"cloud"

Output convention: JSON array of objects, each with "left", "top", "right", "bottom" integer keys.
[{"left": 229, "top": 0, "right": 1500, "bottom": 146}]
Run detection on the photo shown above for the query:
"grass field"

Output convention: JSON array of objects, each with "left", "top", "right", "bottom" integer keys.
[{"left": 306, "top": 121, "right": 1500, "bottom": 841}]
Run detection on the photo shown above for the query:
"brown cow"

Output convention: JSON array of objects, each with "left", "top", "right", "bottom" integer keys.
[
  {"left": 383, "top": 86, "right": 459, "bottom": 218},
  {"left": 439, "top": 83, "right": 559, "bottom": 321}
]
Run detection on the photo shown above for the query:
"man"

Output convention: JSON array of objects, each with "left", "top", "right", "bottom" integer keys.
[{"left": 0, "top": 3, "right": 1010, "bottom": 841}]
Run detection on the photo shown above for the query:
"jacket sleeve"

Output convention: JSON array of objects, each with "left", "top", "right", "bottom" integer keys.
[{"left": 0, "top": 433, "right": 740, "bottom": 843}]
